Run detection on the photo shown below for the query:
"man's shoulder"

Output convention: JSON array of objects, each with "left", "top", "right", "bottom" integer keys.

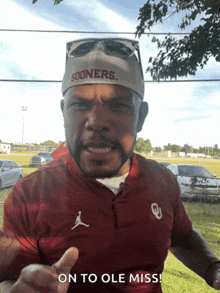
[
  {"left": 3, "top": 154, "right": 81, "bottom": 222},
  {"left": 8, "top": 153, "right": 76, "bottom": 201},
  {"left": 134, "top": 153, "right": 173, "bottom": 178},
  {"left": 134, "top": 153, "right": 180, "bottom": 201}
]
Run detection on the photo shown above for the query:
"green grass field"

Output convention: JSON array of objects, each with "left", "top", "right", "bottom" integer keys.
[
  {"left": 0, "top": 153, "right": 220, "bottom": 292},
  {"left": 162, "top": 202, "right": 220, "bottom": 293}
]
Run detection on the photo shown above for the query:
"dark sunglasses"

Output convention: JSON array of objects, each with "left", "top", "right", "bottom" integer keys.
[{"left": 66, "top": 38, "right": 143, "bottom": 72}]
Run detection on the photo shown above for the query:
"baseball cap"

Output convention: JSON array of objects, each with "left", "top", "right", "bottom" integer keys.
[{"left": 62, "top": 38, "right": 145, "bottom": 99}]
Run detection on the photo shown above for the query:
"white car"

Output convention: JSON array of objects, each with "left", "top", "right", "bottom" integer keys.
[
  {"left": 167, "top": 164, "right": 220, "bottom": 200},
  {"left": 0, "top": 160, "right": 23, "bottom": 189},
  {"left": 158, "top": 162, "right": 171, "bottom": 168}
]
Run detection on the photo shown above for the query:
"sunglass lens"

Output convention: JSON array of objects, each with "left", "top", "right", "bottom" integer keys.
[
  {"left": 105, "top": 40, "right": 133, "bottom": 56},
  {"left": 69, "top": 41, "right": 97, "bottom": 57}
]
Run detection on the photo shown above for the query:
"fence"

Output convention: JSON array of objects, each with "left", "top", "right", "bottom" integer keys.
[{"left": 11, "top": 145, "right": 57, "bottom": 153}]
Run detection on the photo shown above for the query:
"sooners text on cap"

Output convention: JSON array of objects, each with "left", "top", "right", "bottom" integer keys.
[{"left": 71, "top": 69, "right": 118, "bottom": 82}]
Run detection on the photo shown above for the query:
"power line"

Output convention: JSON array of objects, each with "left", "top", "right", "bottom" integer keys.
[
  {"left": 0, "top": 29, "right": 190, "bottom": 35},
  {"left": 0, "top": 79, "right": 62, "bottom": 83},
  {"left": 0, "top": 79, "right": 219, "bottom": 83},
  {"left": 145, "top": 79, "right": 220, "bottom": 82}
]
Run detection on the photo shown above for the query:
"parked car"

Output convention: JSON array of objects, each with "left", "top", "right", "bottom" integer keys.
[
  {"left": 0, "top": 160, "right": 23, "bottom": 189},
  {"left": 158, "top": 162, "right": 171, "bottom": 168},
  {"left": 30, "top": 152, "right": 53, "bottom": 167},
  {"left": 167, "top": 164, "right": 220, "bottom": 200}
]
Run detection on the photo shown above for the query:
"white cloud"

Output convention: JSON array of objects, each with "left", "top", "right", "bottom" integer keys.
[
  {"left": 0, "top": 1, "right": 79, "bottom": 81},
  {"left": 1, "top": 0, "right": 63, "bottom": 30},
  {"left": 64, "top": 0, "right": 136, "bottom": 33}
]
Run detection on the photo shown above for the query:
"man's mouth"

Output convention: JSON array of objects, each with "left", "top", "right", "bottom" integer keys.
[
  {"left": 82, "top": 142, "right": 117, "bottom": 157},
  {"left": 87, "top": 147, "right": 113, "bottom": 153}
]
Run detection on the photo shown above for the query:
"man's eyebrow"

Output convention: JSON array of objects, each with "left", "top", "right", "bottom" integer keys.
[
  {"left": 69, "top": 95, "right": 133, "bottom": 102},
  {"left": 70, "top": 95, "right": 87, "bottom": 100},
  {"left": 108, "top": 96, "right": 133, "bottom": 102},
  {"left": 68, "top": 95, "right": 85, "bottom": 100}
]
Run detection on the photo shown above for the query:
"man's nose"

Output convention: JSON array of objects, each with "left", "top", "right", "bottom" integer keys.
[{"left": 85, "top": 105, "right": 110, "bottom": 132}]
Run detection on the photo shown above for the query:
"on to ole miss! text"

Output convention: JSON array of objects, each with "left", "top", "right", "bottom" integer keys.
[{"left": 58, "top": 273, "right": 162, "bottom": 283}]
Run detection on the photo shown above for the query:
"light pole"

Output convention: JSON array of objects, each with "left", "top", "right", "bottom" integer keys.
[{"left": 21, "top": 106, "right": 27, "bottom": 151}]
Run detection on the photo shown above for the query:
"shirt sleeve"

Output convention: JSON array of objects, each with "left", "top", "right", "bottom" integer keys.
[
  {"left": 1, "top": 185, "right": 40, "bottom": 278},
  {"left": 170, "top": 178, "right": 193, "bottom": 247}
]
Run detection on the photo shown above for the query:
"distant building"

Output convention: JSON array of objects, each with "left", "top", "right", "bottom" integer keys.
[
  {"left": 0, "top": 143, "right": 11, "bottom": 154},
  {"left": 178, "top": 152, "right": 185, "bottom": 157},
  {"left": 11, "top": 143, "right": 57, "bottom": 153},
  {"left": 152, "top": 150, "right": 171, "bottom": 157},
  {"left": 187, "top": 153, "right": 205, "bottom": 158}
]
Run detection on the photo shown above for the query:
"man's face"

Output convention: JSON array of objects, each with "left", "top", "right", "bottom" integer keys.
[{"left": 61, "top": 84, "right": 148, "bottom": 179}]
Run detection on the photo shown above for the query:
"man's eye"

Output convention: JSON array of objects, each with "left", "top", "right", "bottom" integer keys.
[
  {"left": 111, "top": 103, "right": 130, "bottom": 110},
  {"left": 71, "top": 102, "right": 89, "bottom": 108}
]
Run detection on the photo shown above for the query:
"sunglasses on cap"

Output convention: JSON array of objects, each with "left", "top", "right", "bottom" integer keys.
[{"left": 66, "top": 38, "right": 143, "bottom": 72}]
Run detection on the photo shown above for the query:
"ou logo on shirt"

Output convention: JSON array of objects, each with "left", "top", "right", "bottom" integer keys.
[{"left": 151, "top": 203, "right": 162, "bottom": 219}]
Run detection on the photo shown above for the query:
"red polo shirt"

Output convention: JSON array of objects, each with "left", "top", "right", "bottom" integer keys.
[{"left": 1, "top": 153, "right": 192, "bottom": 292}]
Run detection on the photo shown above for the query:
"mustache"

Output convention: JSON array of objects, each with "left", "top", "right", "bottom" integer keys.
[{"left": 77, "top": 137, "right": 123, "bottom": 151}]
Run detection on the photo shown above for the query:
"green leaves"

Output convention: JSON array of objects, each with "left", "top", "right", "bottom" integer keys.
[
  {"left": 136, "top": 0, "right": 220, "bottom": 80},
  {"left": 32, "top": 0, "right": 63, "bottom": 5},
  {"left": 134, "top": 138, "right": 152, "bottom": 154}
]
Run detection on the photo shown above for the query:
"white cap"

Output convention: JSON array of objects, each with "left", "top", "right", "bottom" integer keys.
[{"left": 62, "top": 41, "right": 144, "bottom": 99}]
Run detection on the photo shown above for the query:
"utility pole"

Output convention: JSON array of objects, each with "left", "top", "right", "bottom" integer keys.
[{"left": 21, "top": 106, "right": 27, "bottom": 151}]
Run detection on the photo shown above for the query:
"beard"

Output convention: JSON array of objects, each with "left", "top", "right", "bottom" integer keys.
[{"left": 66, "top": 136, "right": 136, "bottom": 179}]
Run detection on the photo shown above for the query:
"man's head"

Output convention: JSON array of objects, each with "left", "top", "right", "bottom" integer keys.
[{"left": 61, "top": 38, "right": 148, "bottom": 179}]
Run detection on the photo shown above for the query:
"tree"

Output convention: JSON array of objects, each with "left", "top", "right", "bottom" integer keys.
[
  {"left": 144, "top": 138, "right": 153, "bottom": 152},
  {"left": 213, "top": 144, "right": 218, "bottom": 155},
  {"left": 135, "top": 138, "right": 152, "bottom": 154},
  {"left": 32, "top": 0, "right": 63, "bottom": 4},
  {"left": 170, "top": 144, "right": 181, "bottom": 153},
  {"left": 164, "top": 143, "right": 179, "bottom": 151},
  {"left": 155, "top": 146, "right": 162, "bottom": 152},
  {"left": 136, "top": 0, "right": 220, "bottom": 80},
  {"left": 193, "top": 148, "right": 199, "bottom": 153},
  {"left": 181, "top": 143, "right": 193, "bottom": 153},
  {"left": 167, "top": 143, "right": 172, "bottom": 150},
  {"left": 199, "top": 146, "right": 205, "bottom": 153},
  {"left": 144, "top": 138, "right": 151, "bottom": 145},
  {"left": 42, "top": 140, "right": 58, "bottom": 147}
]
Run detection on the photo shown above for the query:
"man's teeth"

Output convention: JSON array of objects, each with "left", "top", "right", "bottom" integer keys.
[{"left": 88, "top": 147, "right": 112, "bottom": 153}]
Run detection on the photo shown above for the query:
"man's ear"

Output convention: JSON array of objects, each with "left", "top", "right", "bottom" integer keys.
[
  {"left": 60, "top": 99, "right": 64, "bottom": 115},
  {"left": 137, "top": 101, "right": 148, "bottom": 133}
]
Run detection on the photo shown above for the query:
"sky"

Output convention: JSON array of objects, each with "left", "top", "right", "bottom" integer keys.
[{"left": 0, "top": 0, "right": 220, "bottom": 149}]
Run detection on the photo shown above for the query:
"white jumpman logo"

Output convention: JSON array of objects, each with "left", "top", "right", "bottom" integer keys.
[{"left": 71, "top": 211, "right": 89, "bottom": 230}]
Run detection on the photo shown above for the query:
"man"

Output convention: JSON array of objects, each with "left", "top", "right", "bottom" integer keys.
[{"left": 0, "top": 38, "right": 220, "bottom": 293}]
